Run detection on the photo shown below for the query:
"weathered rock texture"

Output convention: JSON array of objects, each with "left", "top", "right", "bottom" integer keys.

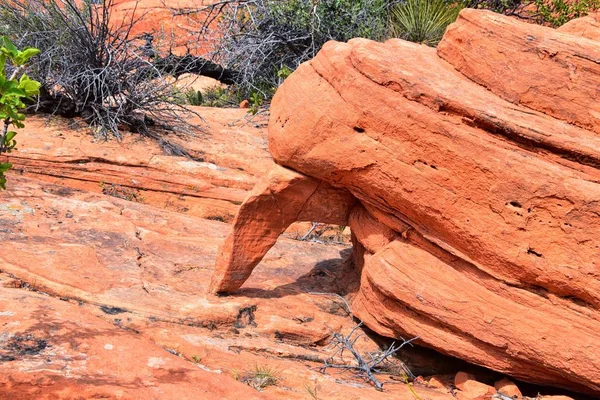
[
  {"left": 1, "top": 109, "right": 466, "bottom": 399},
  {"left": 111, "top": 0, "right": 216, "bottom": 56},
  {"left": 211, "top": 9, "right": 600, "bottom": 396},
  {"left": 210, "top": 165, "right": 355, "bottom": 293},
  {"left": 558, "top": 12, "right": 600, "bottom": 40}
]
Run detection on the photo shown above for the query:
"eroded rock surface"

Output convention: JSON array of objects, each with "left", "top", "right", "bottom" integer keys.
[
  {"left": 211, "top": 10, "right": 600, "bottom": 396},
  {"left": 1, "top": 108, "right": 466, "bottom": 399}
]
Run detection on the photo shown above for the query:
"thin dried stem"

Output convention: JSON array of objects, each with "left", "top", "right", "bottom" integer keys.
[
  {"left": 321, "top": 323, "right": 418, "bottom": 391},
  {"left": 0, "top": 0, "right": 212, "bottom": 156}
]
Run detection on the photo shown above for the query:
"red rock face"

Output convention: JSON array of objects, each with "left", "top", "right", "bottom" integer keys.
[
  {"left": 1, "top": 108, "right": 465, "bottom": 399},
  {"left": 110, "top": 0, "right": 218, "bottom": 55},
  {"left": 438, "top": 9, "right": 600, "bottom": 134},
  {"left": 558, "top": 12, "right": 600, "bottom": 40},
  {"left": 212, "top": 9, "right": 600, "bottom": 396}
]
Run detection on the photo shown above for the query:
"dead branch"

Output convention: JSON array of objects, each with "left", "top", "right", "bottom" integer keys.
[
  {"left": 0, "top": 0, "right": 208, "bottom": 153},
  {"left": 321, "top": 323, "right": 418, "bottom": 391}
]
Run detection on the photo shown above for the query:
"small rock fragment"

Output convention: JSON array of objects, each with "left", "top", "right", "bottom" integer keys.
[
  {"left": 494, "top": 377, "right": 522, "bottom": 398},
  {"left": 427, "top": 375, "right": 449, "bottom": 390},
  {"left": 455, "top": 372, "right": 495, "bottom": 400}
]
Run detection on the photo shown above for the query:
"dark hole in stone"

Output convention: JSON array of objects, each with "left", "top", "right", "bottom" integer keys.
[
  {"left": 100, "top": 305, "right": 129, "bottom": 315},
  {"left": 527, "top": 247, "right": 543, "bottom": 257},
  {"left": 353, "top": 126, "right": 365, "bottom": 133}
]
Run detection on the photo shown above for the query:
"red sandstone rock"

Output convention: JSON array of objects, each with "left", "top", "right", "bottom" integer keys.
[
  {"left": 211, "top": 9, "right": 600, "bottom": 396},
  {"left": 8, "top": 107, "right": 272, "bottom": 222},
  {"left": 558, "top": 12, "right": 600, "bottom": 40},
  {"left": 2, "top": 107, "right": 463, "bottom": 398},
  {"left": 454, "top": 372, "right": 495, "bottom": 400},
  {"left": 0, "top": 284, "right": 266, "bottom": 400},
  {"left": 1, "top": 172, "right": 459, "bottom": 399},
  {"left": 210, "top": 165, "right": 355, "bottom": 293},
  {"left": 175, "top": 73, "right": 226, "bottom": 93},
  {"left": 437, "top": 9, "right": 600, "bottom": 133},
  {"left": 455, "top": 372, "right": 476, "bottom": 390},
  {"left": 111, "top": 0, "right": 216, "bottom": 56},
  {"left": 427, "top": 375, "right": 450, "bottom": 390},
  {"left": 494, "top": 378, "right": 522, "bottom": 398}
]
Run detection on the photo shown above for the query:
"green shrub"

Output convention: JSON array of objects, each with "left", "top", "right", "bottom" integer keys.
[
  {"left": 248, "top": 91, "right": 264, "bottom": 115},
  {"left": 466, "top": 0, "right": 599, "bottom": 25},
  {"left": 0, "top": 36, "right": 40, "bottom": 190},
  {"left": 390, "top": 0, "right": 464, "bottom": 46},
  {"left": 185, "top": 89, "right": 204, "bottom": 106},
  {"left": 0, "top": 0, "right": 198, "bottom": 140},
  {"left": 534, "top": 0, "right": 600, "bottom": 26},
  {"left": 465, "top": 0, "right": 524, "bottom": 14},
  {"left": 237, "top": 365, "right": 278, "bottom": 391},
  {"left": 202, "top": 86, "right": 241, "bottom": 107}
]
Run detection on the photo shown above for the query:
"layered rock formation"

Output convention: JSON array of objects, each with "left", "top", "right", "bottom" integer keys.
[
  {"left": 211, "top": 9, "right": 600, "bottom": 395},
  {"left": 2, "top": 109, "right": 470, "bottom": 399}
]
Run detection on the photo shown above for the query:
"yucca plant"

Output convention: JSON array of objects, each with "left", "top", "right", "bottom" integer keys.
[
  {"left": 185, "top": 88, "right": 204, "bottom": 106},
  {"left": 390, "top": 0, "right": 464, "bottom": 46}
]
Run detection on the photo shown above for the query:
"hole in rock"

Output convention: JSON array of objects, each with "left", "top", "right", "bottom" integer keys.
[
  {"left": 100, "top": 305, "right": 129, "bottom": 315},
  {"left": 353, "top": 126, "right": 365, "bottom": 133}
]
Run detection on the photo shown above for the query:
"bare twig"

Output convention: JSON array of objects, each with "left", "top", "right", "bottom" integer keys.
[
  {"left": 307, "top": 292, "right": 352, "bottom": 315},
  {"left": 321, "top": 323, "right": 418, "bottom": 391},
  {"left": 300, "top": 222, "right": 320, "bottom": 241},
  {"left": 172, "top": 0, "right": 399, "bottom": 98},
  {"left": 0, "top": 0, "right": 209, "bottom": 152},
  {"left": 227, "top": 108, "right": 269, "bottom": 128}
]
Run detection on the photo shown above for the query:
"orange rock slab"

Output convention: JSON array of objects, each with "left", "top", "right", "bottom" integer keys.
[
  {"left": 0, "top": 283, "right": 267, "bottom": 400},
  {"left": 213, "top": 9, "right": 600, "bottom": 396},
  {"left": 438, "top": 9, "right": 600, "bottom": 133}
]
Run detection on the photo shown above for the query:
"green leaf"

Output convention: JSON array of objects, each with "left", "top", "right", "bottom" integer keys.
[
  {"left": 18, "top": 74, "right": 40, "bottom": 96},
  {"left": 0, "top": 36, "right": 17, "bottom": 54},
  {"left": 17, "top": 48, "right": 40, "bottom": 65},
  {"left": 22, "top": 48, "right": 40, "bottom": 58},
  {"left": 0, "top": 162, "right": 12, "bottom": 173},
  {"left": 5, "top": 131, "right": 16, "bottom": 143},
  {"left": 0, "top": 54, "right": 5, "bottom": 78},
  {"left": 3, "top": 88, "right": 27, "bottom": 98}
]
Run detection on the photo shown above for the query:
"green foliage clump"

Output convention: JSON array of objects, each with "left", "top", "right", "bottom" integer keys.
[
  {"left": 248, "top": 91, "right": 264, "bottom": 115},
  {"left": 534, "top": 0, "right": 600, "bottom": 27},
  {"left": 390, "top": 0, "right": 464, "bottom": 46},
  {"left": 184, "top": 89, "right": 204, "bottom": 106},
  {"left": 465, "top": 0, "right": 524, "bottom": 14},
  {"left": 200, "top": 86, "right": 238, "bottom": 107},
  {"left": 466, "top": 0, "right": 599, "bottom": 25},
  {"left": 0, "top": 36, "right": 40, "bottom": 190},
  {"left": 237, "top": 365, "right": 278, "bottom": 391},
  {"left": 266, "top": 0, "right": 392, "bottom": 42}
]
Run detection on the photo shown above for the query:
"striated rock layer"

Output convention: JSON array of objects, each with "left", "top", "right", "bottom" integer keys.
[
  {"left": 211, "top": 9, "right": 600, "bottom": 396},
  {"left": 1, "top": 117, "right": 460, "bottom": 399}
]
